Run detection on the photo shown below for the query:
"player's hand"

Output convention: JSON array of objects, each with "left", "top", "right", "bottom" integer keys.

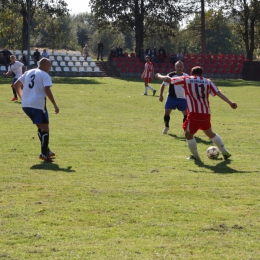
[
  {"left": 159, "top": 95, "right": 163, "bottom": 102},
  {"left": 155, "top": 73, "right": 160, "bottom": 79},
  {"left": 230, "top": 102, "right": 237, "bottom": 109},
  {"left": 54, "top": 105, "right": 59, "bottom": 114}
]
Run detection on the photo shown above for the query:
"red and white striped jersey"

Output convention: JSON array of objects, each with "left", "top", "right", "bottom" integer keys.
[
  {"left": 171, "top": 76, "right": 219, "bottom": 115},
  {"left": 143, "top": 61, "right": 154, "bottom": 78}
]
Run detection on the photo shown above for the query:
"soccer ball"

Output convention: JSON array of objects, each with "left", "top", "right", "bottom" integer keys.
[{"left": 206, "top": 146, "right": 220, "bottom": 159}]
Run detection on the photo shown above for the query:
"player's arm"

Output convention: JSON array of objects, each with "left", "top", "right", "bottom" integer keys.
[
  {"left": 44, "top": 86, "right": 59, "bottom": 114},
  {"left": 216, "top": 91, "right": 237, "bottom": 109},
  {"left": 3, "top": 69, "right": 11, "bottom": 76},
  {"left": 22, "top": 65, "right": 26, "bottom": 74},
  {"left": 13, "top": 80, "right": 23, "bottom": 99},
  {"left": 155, "top": 73, "right": 171, "bottom": 83},
  {"left": 159, "top": 83, "right": 167, "bottom": 102}
]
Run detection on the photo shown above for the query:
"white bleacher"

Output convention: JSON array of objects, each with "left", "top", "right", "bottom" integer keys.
[
  {"left": 53, "top": 51, "right": 59, "bottom": 55},
  {"left": 0, "top": 65, "right": 6, "bottom": 71},
  {"left": 79, "top": 57, "right": 85, "bottom": 61},
  {"left": 60, "top": 51, "right": 67, "bottom": 56},
  {"left": 55, "top": 67, "right": 62, "bottom": 72},
  {"left": 49, "top": 56, "right": 55, "bottom": 61},
  {"left": 50, "top": 67, "right": 54, "bottom": 71},
  {"left": 30, "top": 61, "right": 35, "bottom": 65},
  {"left": 75, "top": 61, "right": 81, "bottom": 66},
  {"left": 52, "top": 61, "right": 58, "bottom": 66},
  {"left": 90, "top": 62, "right": 96, "bottom": 67},
  {"left": 86, "top": 57, "right": 92, "bottom": 61},
  {"left": 83, "top": 62, "right": 89, "bottom": 66},
  {"left": 64, "top": 67, "right": 70, "bottom": 72},
  {"left": 64, "top": 56, "right": 70, "bottom": 61},
  {"left": 94, "top": 67, "right": 100, "bottom": 72},
  {"left": 71, "top": 56, "right": 77, "bottom": 61},
  {"left": 60, "top": 61, "right": 66, "bottom": 66},
  {"left": 56, "top": 56, "right": 63, "bottom": 61},
  {"left": 71, "top": 67, "right": 78, "bottom": 72},
  {"left": 86, "top": 67, "right": 92, "bottom": 72},
  {"left": 23, "top": 50, "right": 28, "bottom": 55},
  {"left": 68, "top": 51, "right": 74, "bottom": 56},
  {"left": 68, "top": 61, "right": 74, "bottom": 66},
  {"left": 79, "top": 67, "right": 85, "bottom": 72},
  {"left": 15, "top": 50, "right": 21, "bottom": 55},
  {"left": 75, "top": 51, "right": 81, "bottom": 56}
]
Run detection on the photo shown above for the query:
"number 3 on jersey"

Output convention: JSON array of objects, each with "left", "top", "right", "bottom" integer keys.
[
  {"left": 195, "top": 83, "right": 205, "bottom": 99},
  {"left": 29, "top": 74, "right": 35, "bottom": 89}
]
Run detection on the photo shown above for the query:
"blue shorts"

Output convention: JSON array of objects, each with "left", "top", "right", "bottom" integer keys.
[
  {"left": 165, "top": 96, "right": 186, "bottom": 111},
  {"left": 23, "top": 107, "right": 49, "bottom": 124},
  {"left": 12, "top": 78, "right": 18, "bottom": 84}
]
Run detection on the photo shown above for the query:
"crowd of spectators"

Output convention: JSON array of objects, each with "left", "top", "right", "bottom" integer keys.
[{"left": 108, "top": 46, "right": 125, "bottom": 61}]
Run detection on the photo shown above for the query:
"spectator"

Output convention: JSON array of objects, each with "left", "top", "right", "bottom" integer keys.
[
  {"left": 0, "top": 52, "right": 5, "bottom": 65},
  {"left": 170, "top": 53, "right": 177, "bottom": 64},
  {"left": 158, "top": 46, "right": 166, "bottom": 57},
  {"left": 97, "top": 39, "right": 104, "bottom": 62},
  {"left": 83, "top": 44, "right": 89, "bottom": 60},
  {"left": 177, "top": 52, "right": 183, "bottom": 61},
  {"left": 153, "top": 46, "right": 157, "bottom": 56},
  {"left": 116, "top": 46, "right": 124, "bottom": 58},
  {"left": 145, "top": 47, "right": 152, "bottom": 57},
  {"left": 109, "top": 47, "right": 117, "bottom": 61},
  {"left": 156, "top": 51, "right": 165, "bottom": 67},
  {"left": 33, "top": 48, "right": 41, "bottom": 65},
  {"left": 137, "top": 47, "right": 145, "bottom": 62},
  {"left": 42, "top": 48, "right": 49, "bottom": 58}
]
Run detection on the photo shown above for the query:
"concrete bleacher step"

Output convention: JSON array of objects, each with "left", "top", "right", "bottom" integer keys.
[{"left": 95, "top": 61, "right": 121, "bottom": 77}]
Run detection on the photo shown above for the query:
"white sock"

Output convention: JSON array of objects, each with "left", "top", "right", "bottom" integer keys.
[
  {"left": 211, "top": 134, "right": 228, "bottom": 154},
  {"left": 187, "top": 138, "right": 199, "bottom": 157},
  {"left": 148, "top": 85, "right": 154, "bottom": 91},
  {"left": 144, "top": 87, "right": 148, "bottom": 94}
]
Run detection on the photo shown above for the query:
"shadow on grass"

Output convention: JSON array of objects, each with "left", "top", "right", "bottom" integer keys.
[
  {"left": 192, "top": 159, "right": 254, "bottom": 174},
  {"left": 30, "top": 163, "right": 75, "bottom": 172},
  {"left": 52, "top": 77, "right": 104, "bottom": 85},
  {"left": 168, "top": 134, "right": 212, "bottom": 145}
]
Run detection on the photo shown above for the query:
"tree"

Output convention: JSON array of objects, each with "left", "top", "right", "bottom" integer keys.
[
  {"left": 89, "top": 0, "right": 194, "bottom": 53},
  {"left": 223, "top": 0, "right": 260, "bottom": 60},
  {"left": 0, "top": 0, "right": 69, "bottom": 51}
]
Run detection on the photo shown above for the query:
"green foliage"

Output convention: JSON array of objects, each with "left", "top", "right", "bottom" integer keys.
[{"left": 0, "top": 76, "right": 260, "bottom": 259}]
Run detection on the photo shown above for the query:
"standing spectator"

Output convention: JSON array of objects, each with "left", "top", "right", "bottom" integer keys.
[
  {"left": 153, "top": 46, "right": 157, "bottom": 56},
  {"left": 137, "top": 47, "right": 145, "bottom": 62},
  {"left": 33, "top": 48, "right": 41, "bottom": 65},
  {"left": 83, "top": 44, "right": 89, "bottom": 60},
  {"left": 20, "top": 53, "right": 27, "bottom": 66},
  {"left": 145, "top": 47, "right": 152, "bottom": 57},
  {"left": 109, "top": 47, "right": 117, "bottom": 61},
  {"left": 3, "top": 55, "right": 25, "bottom": 101},
  {"left": 159, "top": 60, "right": 188, "bottom": 134},
  {"left": 42, "top": 48, "right": 49, "bottom": 58},
  {"left": 170, "top": 53, "right": 177, "bottom": 64},
  {"left": 97, "top": 39, "right": 104, "bottom": 62},
  {"left": 158, "top": 46, "right": 166, "bottom": 57},
  {"left": 155, "top": 66, "right": 238, "bottom": 160},
  {"left": 141, "top": 55, "right": 156, "bottom": 96},
  {"left": 14, "top": 58, "right": 59, "bottom": 163},
  {"left": 116, "top": 46, "right": 124, "bottom": 58}
]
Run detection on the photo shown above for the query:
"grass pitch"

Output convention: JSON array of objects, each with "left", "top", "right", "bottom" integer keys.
[{"left": 0, "top": 76, "right": 260, "bottom": 259}]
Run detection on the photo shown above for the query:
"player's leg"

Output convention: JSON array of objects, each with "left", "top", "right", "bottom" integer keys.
[
  {"left": 184, "top": 118, "right": 200, "bottom": 159},
  {"left": 143, "top": 80, "right": 149, "bottom": 95},
  {"left": 163, "top": 108, "right": 171, "bottom": 134},
  {"left": 11, "top": 78, "right": 18, "bottom": 101},
  {"left": 37, "top": 128, "right": 55, "bottom": 157},
  {"left": 203, "top": 128, "right": 231, "bottom": 160},
  {"left": 147, "top": 78, "right": 156, "bottom": 95}
]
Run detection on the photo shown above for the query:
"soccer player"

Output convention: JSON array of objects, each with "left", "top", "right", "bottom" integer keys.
[
  {"left": 3, "top": 55, "right": 26, "bottom": 101},
  {"left": 141, "top": 55, "right": 156, "bottom": 96},
  {"left": 14, "top": 58, "right": 59, "bottom": 163},
  {"left": 159, "top": 60, "right": 188, "bottom": 134},
  {"left": 155, "top": 66, "right": 238, "bottom": 160}
]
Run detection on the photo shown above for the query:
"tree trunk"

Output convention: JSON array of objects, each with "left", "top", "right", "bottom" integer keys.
[
  {"left": 201, "top": 0, "right": 206, "bottom": 54},
  {"left": 248, "top": 18, "right": 255, "bottom": 60},
  {"left": 134, "top": 0, "right": 144, "bottom": 53}
]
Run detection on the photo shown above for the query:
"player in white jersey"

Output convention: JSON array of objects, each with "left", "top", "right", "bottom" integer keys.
[
  {"left": 14, "top": 58, "right": 59, "bottom": 163},
  {"left": 156, "top": 66, "right": 238, "bottom": 160},
  {"left": 159, "top": 60, "right": 188, "bottom": 134},
  {"left": 3, "top": 55, "right": 25, "bottom": 101}
]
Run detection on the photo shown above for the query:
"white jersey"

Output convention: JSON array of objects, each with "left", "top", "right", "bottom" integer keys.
[
  {"left": 8, "top": 61, "right": 24, "bottom": 78},
  {"left": 18, "top": 68, "right": 52, "bottom": 110},
  {"left": 162, "top": 72, "right": 188, "bottom": 99}
]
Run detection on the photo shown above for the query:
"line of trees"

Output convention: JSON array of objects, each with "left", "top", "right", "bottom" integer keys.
[{"left": 0, "top": 0, "right": 259, "bottom": 60}]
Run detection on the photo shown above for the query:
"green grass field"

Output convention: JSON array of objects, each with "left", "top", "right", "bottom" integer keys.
[{"left": 0, "top": 76, "right": 260, "bottom": 260}]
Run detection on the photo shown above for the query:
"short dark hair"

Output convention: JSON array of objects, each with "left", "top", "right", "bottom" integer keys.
[{"left": 191, "top": 66, "right": 203, "bottom": 76}]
